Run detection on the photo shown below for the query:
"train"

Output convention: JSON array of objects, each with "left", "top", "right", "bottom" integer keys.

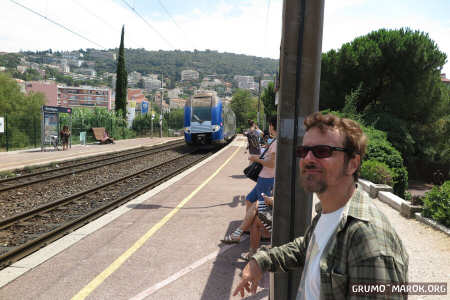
[{"left": 184, "top": 91, "right": 236, "bottom": 144}]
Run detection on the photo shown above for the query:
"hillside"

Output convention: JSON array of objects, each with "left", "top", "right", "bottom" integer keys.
[{"left": 85, "top": 48, "right": 279, "bottom": 81}]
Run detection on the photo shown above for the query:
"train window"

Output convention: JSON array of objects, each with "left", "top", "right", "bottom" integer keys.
[{"left": 192, "top": 96, "right": 212, "bottom": 122}]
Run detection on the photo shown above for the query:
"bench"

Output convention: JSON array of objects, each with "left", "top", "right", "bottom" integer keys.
[{"left": 92, "top": 127, "right": 114, "bottom": 144}]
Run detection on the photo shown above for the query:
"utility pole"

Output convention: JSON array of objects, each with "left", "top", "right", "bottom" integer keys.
[
  {"left": 160, "top": 72, "right": 163, "bottom": 138},
  {"left": 150, "top": 96, "right": 153, "bottom": 137},
  {"left": 257, "top": 76, "right": 261, "bottom": 126},
  {"left": 271, "top": 0, "right": 325, "bottom": 299}
]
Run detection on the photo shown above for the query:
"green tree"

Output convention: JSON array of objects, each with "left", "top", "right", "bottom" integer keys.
[
  {"left": 231, "top": 89, "right": 258, "bottom": 132},
  {"left": 319, "top": 28, "right": 448, "bottom": 169},
  {"left": 261, "top": 81, "right": 277, "bottom": 121},
  {"left": 115, "top": 25, "right": 128, "bottom": 118}
]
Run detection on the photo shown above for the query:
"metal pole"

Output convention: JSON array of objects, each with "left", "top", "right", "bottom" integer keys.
[
  {"left": 160, "top": 72, "right": 163, "bottom": 138},
  {"left": 271, "top": 0, "right": 324, "bottom": 299},
  {"left": 5, "top": 113, "right": 8, "bottom": 152},
  {"left": 257, "top": 76, "right": 261, "bottom": 126}
]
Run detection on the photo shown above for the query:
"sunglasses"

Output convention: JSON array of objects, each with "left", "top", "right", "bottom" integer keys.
[{"left": 296, "top": 145, "right": 349, "bottom": 159}]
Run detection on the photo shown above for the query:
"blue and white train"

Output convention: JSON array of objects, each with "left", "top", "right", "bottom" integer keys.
[{"left": 184, "top": 91, "right": 236, "bottom": 144}]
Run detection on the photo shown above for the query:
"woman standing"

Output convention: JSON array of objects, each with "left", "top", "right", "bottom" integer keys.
[
  {"left": 221, "top": 116, "right": 277, "bottom": 244},
  {"left": 60, "top": 125, "right": 70, "bottom": 151}
]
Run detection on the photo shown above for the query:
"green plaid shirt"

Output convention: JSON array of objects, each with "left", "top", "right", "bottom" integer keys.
[{"left": 253, "top": 188, "right": 409, "bottom": 299}]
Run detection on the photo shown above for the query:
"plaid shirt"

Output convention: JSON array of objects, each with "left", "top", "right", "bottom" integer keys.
[{"left": 253, "top": 188, "right": 409, "bottom": 299}]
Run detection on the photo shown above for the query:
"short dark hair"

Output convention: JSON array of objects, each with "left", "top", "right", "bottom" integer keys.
[
  {"left": 248, "top": 119, "right": 255, "bottom": 127},
  {"left": 269, "top": 116, "right": 277, "bottom": 131},
  {"left": 304, "top": 112, "right": 367, "bottom": 181}
]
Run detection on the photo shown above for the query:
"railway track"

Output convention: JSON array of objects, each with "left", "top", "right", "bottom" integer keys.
[
  {"left": 0, "top": 146, "right": 218, "bottom": 270},
  {"left": 0, "top": 140, "right": 185, "bottom": 192}
]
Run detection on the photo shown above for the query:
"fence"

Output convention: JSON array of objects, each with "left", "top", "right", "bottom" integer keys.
[{"left": 0, "top": 111, "right": 183, "bottom": 152}]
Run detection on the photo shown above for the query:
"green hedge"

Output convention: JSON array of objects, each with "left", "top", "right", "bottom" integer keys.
[
  {"left": 422, "top": 181, "right": 450, "bottom": 227},
  {"left": 361, "top": 159, "right": 395, "bottom": 186},
  {"left": 363, "top": 126, "right": 409, "bottom": 198}
]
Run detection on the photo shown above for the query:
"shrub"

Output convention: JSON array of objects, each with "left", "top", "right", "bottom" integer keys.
[
  {"left": 363, "top": 126, "right": 409, "bottom": 198},
  {"left": 422, "top": 180, "right": 450, "bottom": 227},
  {"left": 361, "top": 159, "right": 395, "bottom": 186}
]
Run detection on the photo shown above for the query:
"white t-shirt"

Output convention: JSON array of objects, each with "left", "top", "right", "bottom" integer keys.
[{"left": 297, "top": 206, "right": 346, "bottom": 300}]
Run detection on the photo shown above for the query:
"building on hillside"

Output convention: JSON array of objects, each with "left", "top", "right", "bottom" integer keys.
[
  {"left": 128, "top": 71, "right": 142, "bottom": 87},
  {"left": 128, "top": 89, "right": 146, "bottom": 103},
  {"left": 15, "top": 79, "right": 26, "bottom": 93},
  {"left": 16, "top": 65, "right": 28, "bottom": 73},
  {"left": 143, "top": 78, "right": 161, "bottom": 91},
  {"left": 181, "top": 69, "right": 199, "bottom": 81},
  {"left": 441, "top": 73, "right": 450, "bottom": 85},
  {"left": 58, "top": 86, "right": 112, "bottom": 110},
  {"left": 25, "top": 81, "right": 58, "bottom": 106},
  {"left": 169, "top": 98, "right": 186, "bottom": 109},
  {"left": 167, "top": 88, "right": 181, "bottom": 99},
  {"left": 233, "top": 75, "right": 258, "bottom": 91}
]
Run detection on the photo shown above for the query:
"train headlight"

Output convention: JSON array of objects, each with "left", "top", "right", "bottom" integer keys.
[
  {"left": 184, "top": 127, "right": 191, "bottom": 133},
  {"left": 212, "top": 125, "right": 220, "bottom": 132}
]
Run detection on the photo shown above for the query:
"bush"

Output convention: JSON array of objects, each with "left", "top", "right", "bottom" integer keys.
[
  {"left": 361, "top": 159, "right": 395, "bottom": 186},
  {"left": 422, "top": 181, "right": 450, "bottom": 227},
  {"left": 363, "top": 126, "right": 409, "bottom": 198}
]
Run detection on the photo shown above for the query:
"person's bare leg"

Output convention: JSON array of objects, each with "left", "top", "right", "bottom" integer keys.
[
  {"left": 240, "top": 201, "right": 257, "bottom": 232},
  {"left": 249, "top": 218, "right": 261, "bottom": 251}
]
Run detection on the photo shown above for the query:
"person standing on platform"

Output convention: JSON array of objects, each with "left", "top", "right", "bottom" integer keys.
[
  {"left": 221, "top": 116, "right": 277, "bottom": 244},
  {"left": 60, "top": 125, "right": 70, "bottom": 151},
  {"left": 233, "top": 112, "right": 409, "bottom": 299}
]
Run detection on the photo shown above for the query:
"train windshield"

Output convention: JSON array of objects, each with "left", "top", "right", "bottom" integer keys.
[{"left": 192, "top": 96, "right": 212, "bottom": 122}]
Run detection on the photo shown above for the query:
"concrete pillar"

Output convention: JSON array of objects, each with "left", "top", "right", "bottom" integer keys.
[{"left": 271, "top": 0, "right": 325, "bottom": 299}]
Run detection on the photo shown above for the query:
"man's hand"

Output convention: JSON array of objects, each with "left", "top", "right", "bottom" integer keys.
[
  {"left": 233, "top": 259, "right": 263, "bottom": 298},
  {"left": 261, "top": 193, "right": 274, "bottom": 206}
]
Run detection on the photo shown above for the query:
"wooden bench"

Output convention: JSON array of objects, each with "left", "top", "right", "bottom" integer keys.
[{"left": 92, "top": 127, "right": 110, "bottom": 144}]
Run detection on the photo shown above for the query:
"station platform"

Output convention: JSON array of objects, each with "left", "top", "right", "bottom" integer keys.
[
  {"left": 0, "top": 137, "right": 183, "bottom": 173},
  {"left": 0, "top": 136, "right": 270, "bottom": 299}
]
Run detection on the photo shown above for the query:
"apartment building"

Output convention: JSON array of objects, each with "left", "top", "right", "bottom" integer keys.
[
  {"left": 169, "top": 98, "right": 186, "bottom": 109},
  {"left": 181, "top": 69, "right": 199, "bottom": 81},
  {"left": 57, "top": 85, "right": 112, "bottom": 110}
]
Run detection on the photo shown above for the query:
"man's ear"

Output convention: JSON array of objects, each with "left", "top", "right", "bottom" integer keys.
[{"left": 346, "top": 154, "right": 360, "bottom": 176}]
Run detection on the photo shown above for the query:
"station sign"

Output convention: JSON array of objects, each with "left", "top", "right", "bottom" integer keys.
[
  {"left": 42, "top": 105, "right": 72, "bottom": 114},
  {"left": 0, "top": 117, "right": 4, "bottom": 133},
  {"left": 141, "top": 101, "right": 149, "bottom": 114}
]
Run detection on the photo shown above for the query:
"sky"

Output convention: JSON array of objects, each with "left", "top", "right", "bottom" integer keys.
[{"left": 1, "top": 0, "right": 449, "bottom": 74}]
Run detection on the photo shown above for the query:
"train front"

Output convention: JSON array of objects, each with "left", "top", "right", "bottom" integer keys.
[{"left": 184, "top": 92, "right": 224, "bottom": 144}]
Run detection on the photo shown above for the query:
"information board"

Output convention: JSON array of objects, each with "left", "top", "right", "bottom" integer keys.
[{"left": 43, "top": 112, "right": 59, "bottom": 144}]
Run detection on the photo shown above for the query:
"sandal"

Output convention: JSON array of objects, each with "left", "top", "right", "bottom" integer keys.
[{"left": 221, "top": 234, "right": 240, "bottom": 244}]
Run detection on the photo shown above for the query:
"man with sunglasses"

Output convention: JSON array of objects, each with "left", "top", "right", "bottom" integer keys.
[{"left": 234, "top": 112, "right": 408, "bottom": 299}]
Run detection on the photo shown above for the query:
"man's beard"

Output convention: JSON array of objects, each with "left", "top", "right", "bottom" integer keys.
[{"left": 300, "top": 174, "right": 327, "bottom": 193}]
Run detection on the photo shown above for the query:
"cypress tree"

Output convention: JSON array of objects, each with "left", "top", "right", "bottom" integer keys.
[{"left": 115, "top": 25, "right": 127, "bottom": 118}]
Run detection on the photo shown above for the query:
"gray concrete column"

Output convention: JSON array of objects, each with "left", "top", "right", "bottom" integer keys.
[{"left": 271, "top": 0, "right": 324, "bottom": 299}]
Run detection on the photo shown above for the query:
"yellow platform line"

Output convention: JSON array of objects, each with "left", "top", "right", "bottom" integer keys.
[{"left": 71, "top": 146, "right": 240, "bottom": 300}]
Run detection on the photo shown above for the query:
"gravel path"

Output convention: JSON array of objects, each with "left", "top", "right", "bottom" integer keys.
[{"left": 372, "top": 196, "right": 450, "bottom": 300}]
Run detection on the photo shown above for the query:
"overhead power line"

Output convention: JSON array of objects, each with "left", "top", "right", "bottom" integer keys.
[
  {"left": 10, "top": 0, "right": 106, "bottom": 49},
  {"left": 120, "top": 0, "right": 175, "bottom": 49},
  {"left": 157, "top": 0, "right": 197, "bottom": 49},
  {"left": 71, "top": 0, "right": 146, "bottom": 49}
]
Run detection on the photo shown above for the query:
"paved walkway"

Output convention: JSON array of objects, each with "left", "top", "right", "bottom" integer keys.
[{"left": 372, "top": 196, "right": 450, "bottom": 300}]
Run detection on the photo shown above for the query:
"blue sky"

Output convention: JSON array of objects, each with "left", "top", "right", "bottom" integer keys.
[{"left": 0, "top": 0, "right": 449, "bottom": 74}]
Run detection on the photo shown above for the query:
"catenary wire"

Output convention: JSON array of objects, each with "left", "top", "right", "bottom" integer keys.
[
  {"left": 157, "top": 0, "right": 197, "bottom": 49},
  {"left": 71, "top": 0, "right": 146, "bottom": 49},
  {"left": 119, "top": 0, "right": 175, "bottom": 49},
  {"left": 9, "top": 0, "right": 106, "bottom": 49}
]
